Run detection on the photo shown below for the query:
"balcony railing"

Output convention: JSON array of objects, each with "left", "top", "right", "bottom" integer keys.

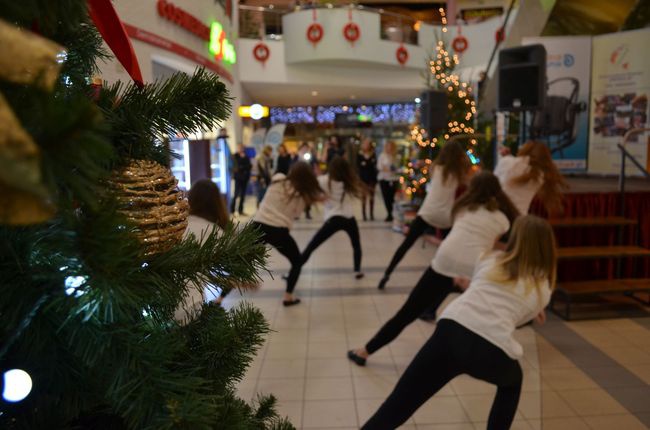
[{"left": 239, "top": 3, "right": 435, "bottom": 45}]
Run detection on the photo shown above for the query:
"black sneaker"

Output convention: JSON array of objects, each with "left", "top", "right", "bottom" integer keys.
[
  {"left": 347, "top": 350, "right": 366, "bottom": 366},
  {"left": 377, "top": 277, "right": 388, "bottom": 290}
]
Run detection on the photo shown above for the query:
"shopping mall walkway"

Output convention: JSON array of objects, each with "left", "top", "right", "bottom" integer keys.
[{"left": 222, "top": 199, "right": 650, "bottom": 430}]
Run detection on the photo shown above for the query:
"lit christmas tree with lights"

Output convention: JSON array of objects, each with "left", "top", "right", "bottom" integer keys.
[{"left": 403, "top": 7, "right": 479, "bottom": 199}]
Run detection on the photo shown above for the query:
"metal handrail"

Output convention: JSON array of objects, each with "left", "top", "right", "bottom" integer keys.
[
  {"left": 238, "top": 3, "right": 436, "bottom": 25},
  {"left": 618, "top": 127, "right": 650, "bottom": 212}
]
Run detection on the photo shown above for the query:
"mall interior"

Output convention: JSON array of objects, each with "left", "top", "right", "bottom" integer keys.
[{"left": 1, "top": 0, "right": 649, "bottom": 429}]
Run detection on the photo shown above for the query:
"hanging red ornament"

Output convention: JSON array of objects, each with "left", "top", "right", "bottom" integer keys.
[
  {"left": 343, "top": 22, "right": 360, "bottom": 44},
  {"left": 452, "top": 36, "right": 468, "bottom": 53},
  {"left": 252, "top": 42, "right": 270, "bottom": 65},
  {"left": 452, "top": 25, "right": 468, "bottom": 53},
  {"left": 396, "top": 45, "right": 409, "bottom": 66},
  {"left": 343, "top": 8, "right": 360, "bottom": 45},
  {"left": 495, "top": 26, "right": 505, "bottom": 43},
  {"left": 307, "top": 8, "right": 323, "bottom": 47}
]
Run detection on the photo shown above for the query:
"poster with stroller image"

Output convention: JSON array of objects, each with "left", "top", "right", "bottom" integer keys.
[
  {"left": 588, "top": 28, "right": 650, "bottom": 175},
  {"left": 522, "top": 36, "right": 591, "bottom": 172}
]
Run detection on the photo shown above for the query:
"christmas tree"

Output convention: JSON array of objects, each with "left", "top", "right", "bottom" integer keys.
[
  {"left": 403, "top": 7, "right": 478, "bottom": 199},
  {"left": 0, "top": 1, "right": 291, "bottom": 428}
]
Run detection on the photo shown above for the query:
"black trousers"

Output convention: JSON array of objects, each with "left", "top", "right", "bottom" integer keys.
[
  {"left": 378, "top": 180, "right": 397, "bottom": 218},
  {"left": 231, "top": 177, "right": 249, "bottom": 214},
  {"left": 366, "top": 267, "right": 454, "bottom": 354},
  {"left": 252, "top": 222, "right": 302, "bottom": 294},
  {"left": 382, "top": 216, "right": 432, "bottom": 280},
  {"left": 362, "top": 319, "right": 523, "bottom": 430},
  {"left": 301, "top": 216, "right": 362, "bottom": 271}
]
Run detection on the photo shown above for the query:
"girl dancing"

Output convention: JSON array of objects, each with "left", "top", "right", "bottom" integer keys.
[
  {"left": 361, "top": 215, "right": 556, "bottom": 430},
  {"left": 348, "top": 171, "right": 519, "bottom": 366},
  {"left": 378, "top": 141, "right": 472, "bottom": 290},
  {"left": 301, "top": 156, "right": 366, "bottom": 279}
]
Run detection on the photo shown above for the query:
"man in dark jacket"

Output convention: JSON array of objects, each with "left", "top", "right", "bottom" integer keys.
[{"left": 230, "top": 144, "right": 252, "bottom": 215}]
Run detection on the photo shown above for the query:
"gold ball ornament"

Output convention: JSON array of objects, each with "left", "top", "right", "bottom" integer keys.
[{"left": 109, "top": 160, "right": 189, "bottom": 255}]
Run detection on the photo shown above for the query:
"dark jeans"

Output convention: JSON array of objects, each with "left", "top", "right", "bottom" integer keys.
[
  {"left": 362, "top": 319, "right": 523, "bottom": 430},
  {"left": 301, "top": 216, "right": 362, "bottom": 271},
  {"left": 253, "top": 222, "right": 302, "bottom": 294},
  {"left": 231, "top": 177, "right": 249, "bottom": 214},
  {"left": 366, "top": 267, "right": 454, "bottom": 354},
  {"left": 379, "top": 180, "right": 397, "bottom": 219},
  {"left": 382, "top": 216, "right": 431, "bottom": 281}
]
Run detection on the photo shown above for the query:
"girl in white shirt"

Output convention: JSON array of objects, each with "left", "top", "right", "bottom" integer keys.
[
  {"left": 301, "top": 156, "right": 366, "bottom": 279},
  {"left": 252, "top": 161, "right": 323, "bottom": 306},
  {"left": 362, "top": 215, "right": 556, "bottom": 430},
  {"left": 175, "top": 179, "right": 229, "bottom": 319},
  {"left": 378, "top": 141, "right": 472, "bottom": 290},
  {"left": 376, "top": 141, "right": 399, "bottom": 222},
  {"left": 348, "top": 172, "right": 519, "bottom": 366},
  {"left": 494, "top": 140, "right": 567, "bottom": 215}
]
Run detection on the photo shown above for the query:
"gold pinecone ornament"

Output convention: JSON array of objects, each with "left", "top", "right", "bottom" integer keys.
[{"left": 109, "top": 160, "right": 189, "bottom": 255}]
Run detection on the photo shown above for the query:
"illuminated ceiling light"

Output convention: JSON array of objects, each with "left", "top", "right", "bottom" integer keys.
[{"left": 311, "top": 90, "right": 318, "bottom": 96}]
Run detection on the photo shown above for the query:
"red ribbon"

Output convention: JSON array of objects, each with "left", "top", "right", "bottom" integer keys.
[{"left": 87, "top": 0, "right": 144, "bottom": 87}]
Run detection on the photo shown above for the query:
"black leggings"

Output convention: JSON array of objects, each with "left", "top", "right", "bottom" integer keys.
[
  {"left": 362, "top": 319, "right": 523, "bottom": 430},
  {"left": 301, "top": 216, "right": 362, "bottom": 271},
  {"left": 382, "top": 216, "right": 433, "bottom": 280},
  {"left": 230, "top": 178, "right": 249, "bottom": 214},
  {"left": 253, "top": 221, "right": 302, "bottom": 294},
  {"left": 366, "top": 267, "right": 454, "bottom": 354},
  {"left": 379, "top": 180, "right": 397, "bottom": 218}
]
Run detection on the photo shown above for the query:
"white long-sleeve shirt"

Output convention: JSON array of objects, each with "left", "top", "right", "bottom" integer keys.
[
  {"left": 253, "top": 173, "right": 305, "bottom": 229},
  {"left": 494, "top": 155, "right": 542, "bottom": 215},
  {"left": 318, "top": 174, "right": 354, "bottom": 220},
  {"left": 377, "top": 152, "right": 399, "bottom": 181},
  {"left": 440, "top": 253, "right": 551, "bottom": 359},
  {"left": 417, "top": 166, "right": 458, "bottom": 229},
  {"left": 432, "top": 207, "right": 510, "bottom": 278}
]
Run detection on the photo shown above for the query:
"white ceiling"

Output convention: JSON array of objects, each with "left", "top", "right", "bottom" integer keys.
[{"left": 241, "top": 81, "right": 421, "bottom": 106}]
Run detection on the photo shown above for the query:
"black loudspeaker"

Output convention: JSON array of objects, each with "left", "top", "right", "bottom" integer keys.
[
  {"left": 420, "top": 90, "right": 448, "bottom": 135},
  {"left": 497, "top": 44, "right": 546, "bottom": 111}
]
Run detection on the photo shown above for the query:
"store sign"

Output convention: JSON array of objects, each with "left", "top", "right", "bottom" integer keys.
[
  {"left": 156, "top": 0, "right": 235, "bottom": 65},
  {"left": 239, "top": 104, "right": 269, "bottom": 119},
  {"left": 157, "top": 0, "right": 210, "bottom": 40},
  {"left": 209, "top": 22, "right": 236, "bottom": 65}
]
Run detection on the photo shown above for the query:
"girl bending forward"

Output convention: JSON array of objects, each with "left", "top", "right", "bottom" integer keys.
[
  {"left": 301, "top": 156, "right": 366, "bottom": 279},
  {"left": 348, "top": 172, "right": 519, "bottom": 366},
  {"left": 362, "top": 215, "right": 556, "bottom": 429},
  {"left": 251, "top": 162, "right": 323, "bottom": 306}
]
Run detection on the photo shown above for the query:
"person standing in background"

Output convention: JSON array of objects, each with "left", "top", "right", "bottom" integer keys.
[
  {"left": 255, "top": 145, "right": 273, "bottom": 208},
  {"left": 357, "top": 137, "right": 378, "bottom": 221},
  {"left": 326, "top": 135, "right": 346, "bottom": 164},
  {"left": 298, "top": 142, "right": 317, "bottom": 220},
  {"left": 230, "top": 144, "right": 252, "bottom": 216},
  {"left": 377, "top": 141, "right": 399, "bottom": 222},
  {"left": 276, "top": 143, "right": 293, "bottom": 175}
]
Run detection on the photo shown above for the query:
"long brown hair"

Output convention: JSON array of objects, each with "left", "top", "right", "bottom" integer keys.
[
  {"left": 328, "top": 156, "right": 365, "bottom": 200},
  {"left": 188, "top": 179, "right": 229, "bottom": 228},
  {"left": 434, "top": 141, "right": 471, "bottom": 185},
  {"left": 283, "top": 161, "right": 323, "bottom": 206},
  {"left": 452, "top": 171, "right": 519, "bottom": 224},
  {"left": 491, "top": 215, "right": 557, "bottom": 291},
  {"left": 513, "top": 141, "right": 568, "bottom": 214}
]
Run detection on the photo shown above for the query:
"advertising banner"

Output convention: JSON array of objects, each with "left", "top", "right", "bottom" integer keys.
[
  {"left": 523, "top": 36, "right": 591, "bottom": 171},
  {"left": 588, "top": 28, "right": 650, "bottom": 175}
]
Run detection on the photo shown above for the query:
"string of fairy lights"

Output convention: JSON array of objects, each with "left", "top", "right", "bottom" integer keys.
[
  {"left": 405, "top": 7, "right": 479, "bottom": 196},
  {"left": 412, "top": 7, "right": 477, "bottom": 148}
]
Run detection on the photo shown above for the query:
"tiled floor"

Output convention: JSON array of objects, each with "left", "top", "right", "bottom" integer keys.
[{"left": 224, "top": 197, "right": 650, "bottom": 429}]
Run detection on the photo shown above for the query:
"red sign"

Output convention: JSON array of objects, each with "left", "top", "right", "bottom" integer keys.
[
  {"left": 157, "top": 0, "right": 210, "bottom": 41},
  {"left": 124, "top": 24, "right": 233, "bottom": 83}
]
